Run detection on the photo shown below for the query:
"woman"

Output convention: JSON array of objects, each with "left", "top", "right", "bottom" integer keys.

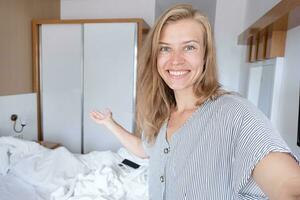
[{"left": 90, "top": 4, "right": 300, "bottom": 200}]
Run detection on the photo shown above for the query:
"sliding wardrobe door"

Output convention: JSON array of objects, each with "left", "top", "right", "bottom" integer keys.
[
  {"left": 40, "top": 24, "right": 83, "bottom": 153},
  {"left": 83, "top": 23, "right": 137, "bottom": 153}
]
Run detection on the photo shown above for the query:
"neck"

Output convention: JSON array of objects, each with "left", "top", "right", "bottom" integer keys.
[{"left": 173, "top": 87, "right": 199, "bottom": 112}]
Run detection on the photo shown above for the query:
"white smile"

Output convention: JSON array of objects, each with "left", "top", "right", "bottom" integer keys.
[{"left": 168, "top": 70, "right": 189, "bottom": 77}]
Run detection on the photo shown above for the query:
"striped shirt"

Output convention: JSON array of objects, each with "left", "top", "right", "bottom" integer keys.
[{"left": 142, "top": 94, "right": 298, "bottom": 200}]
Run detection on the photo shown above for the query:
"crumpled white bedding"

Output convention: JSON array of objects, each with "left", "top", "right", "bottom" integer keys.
[
  {"left": 0, "top": 137, "right": 149, "bottom": 200},
  {"left": 0, "top": 172, "right": 45, "bottom": 200}
]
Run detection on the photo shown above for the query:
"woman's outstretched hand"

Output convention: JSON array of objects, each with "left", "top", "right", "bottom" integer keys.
[
  {"left": 90, "top": 109, "right": 113, "bottom": 127},
  {"left": 90, "top": 109, "right": 148, "bottom": 159}
]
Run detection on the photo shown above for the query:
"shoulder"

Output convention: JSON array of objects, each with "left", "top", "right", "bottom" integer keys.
[
  {"left": 207, "top": 93, "right": 271, "bottom": 126},
  {"left": 209, "top": 93, "right": 257, "bottom": 115},
  {"left": 189, "top": 94, "right": 254, "bottom": 129},
  {"left": 214, "top": 93, "right": 252, "bottom": 106}
]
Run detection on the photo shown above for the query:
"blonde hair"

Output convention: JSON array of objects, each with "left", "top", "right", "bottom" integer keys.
[{"left": 136, "top": 4, "right": 224, "bottom": 143}]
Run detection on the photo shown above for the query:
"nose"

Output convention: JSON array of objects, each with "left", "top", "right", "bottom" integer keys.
[{"left": 170, "top": 50, "right": 184, "bottom": 65}]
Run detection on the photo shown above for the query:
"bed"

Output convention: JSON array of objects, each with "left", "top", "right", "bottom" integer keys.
[
  {"left": 0, "top": 173, "right": 43, "bottom": 200},
  {"left": 0, "top": 137, "right": 149, "bottom": 200}
]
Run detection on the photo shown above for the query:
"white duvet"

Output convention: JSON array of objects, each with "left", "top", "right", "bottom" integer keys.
[{"left": 0, "top": 137, "right": 149, "bottom": 200}]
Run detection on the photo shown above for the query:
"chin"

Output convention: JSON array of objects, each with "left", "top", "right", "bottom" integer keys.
[{"left": 167, "top": 84, "right": 191, "bottom": 91}]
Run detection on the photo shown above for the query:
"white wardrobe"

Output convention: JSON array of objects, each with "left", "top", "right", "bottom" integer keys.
[{"left": 34, "top": 19, "right": 145, "bottom": 153}]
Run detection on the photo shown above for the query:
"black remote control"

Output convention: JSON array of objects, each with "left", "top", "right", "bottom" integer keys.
[{"left": 121, "top": 159, "right": 140, "bottom": 169}]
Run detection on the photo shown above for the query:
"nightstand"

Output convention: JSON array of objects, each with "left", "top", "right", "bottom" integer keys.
[{"left": 37, "top": 141, "right": 60, "bottom": 149}]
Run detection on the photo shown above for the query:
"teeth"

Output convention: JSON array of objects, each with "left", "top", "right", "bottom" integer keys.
[{"left": 168, "top": 70, "right": 189, "bottom": 76}]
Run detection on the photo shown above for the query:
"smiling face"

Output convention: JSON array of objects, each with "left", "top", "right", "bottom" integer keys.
[{"left": 157, "top": 19, "right": 205, "bottom": 93}]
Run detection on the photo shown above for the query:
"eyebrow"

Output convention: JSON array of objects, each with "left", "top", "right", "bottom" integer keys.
[{"left": 158, "top": 40, "right": 201, "bottom": 45}]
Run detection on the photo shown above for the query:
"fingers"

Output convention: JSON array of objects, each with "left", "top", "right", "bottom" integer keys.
[
  {"left": 90, "top": 109, "right": 114, "bottom": 127},
  {"left": 90, "top": 111, "right": 104, "bottom": 120},
  {"left": 90, "top": 108, "right": 113, "bottom": 123}
]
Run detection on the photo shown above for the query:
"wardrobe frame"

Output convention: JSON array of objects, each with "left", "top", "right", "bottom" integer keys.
[{"left": 32, "top": 18, "right": 149, "bottom": 141}]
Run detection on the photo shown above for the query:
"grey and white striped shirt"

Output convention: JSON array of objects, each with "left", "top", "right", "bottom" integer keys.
[{"left": 142, "top": 94, "right": 298, "bottom": 200}]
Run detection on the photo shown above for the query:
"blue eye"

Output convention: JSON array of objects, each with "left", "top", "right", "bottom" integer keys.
[
  {"left": 184, "top": 45, "right": 196, "bottom": 51},
  {"left": 159, "top": 46, "right": 171, "bottom": 52}
]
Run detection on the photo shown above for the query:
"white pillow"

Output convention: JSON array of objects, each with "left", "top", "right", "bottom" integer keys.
[{"left": 0, "top": 144, "right": 10, "bottom": 175}]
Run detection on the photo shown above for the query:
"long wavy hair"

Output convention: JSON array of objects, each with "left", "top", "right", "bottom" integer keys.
[{"left": 136, "top": 4, "right": 225, "bottom": 143}]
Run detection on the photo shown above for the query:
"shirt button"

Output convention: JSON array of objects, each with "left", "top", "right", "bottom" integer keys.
[
  {"left": 160, "top": 175, "right": 165, "bottom": 183},
  {"left": 163, "top": 148, "right": 169, "bottom": 154}
]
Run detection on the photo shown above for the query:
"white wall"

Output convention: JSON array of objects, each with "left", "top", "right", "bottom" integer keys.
[
  {"left": 238, "top": 0, "right": 281, "bottom": 96},
  {"left": 155, "top": 0, "right": 217, "bottom": 28},
  {"left": 61, "top": 0, "right": 156, "bottom": 26},
  {"left": 243, "top": 0, "right": 280, "bottom": 30},
  {"left": 0, "top": 93, "right": 38, "bottom": 140},
  {"left": 214, "top": 0, "right": 281, "bottom": 95},
  {"left": 214, "top": 0, "right": 247, "bottom": 92},
  {"left": 275, "top": 26, "right": 300, "bottom": 157}
]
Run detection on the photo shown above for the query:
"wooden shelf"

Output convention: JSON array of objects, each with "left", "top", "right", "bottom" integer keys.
[
  {"left": 238, "top": 0, "right": 300, "bottom": 45},
  {"left": 238, "top": 0, "right": 300, "bottom": 62}
]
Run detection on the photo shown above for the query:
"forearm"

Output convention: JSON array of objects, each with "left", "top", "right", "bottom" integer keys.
[{"left": 106, "top": 120, "right": 148, "bottom": 159}]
